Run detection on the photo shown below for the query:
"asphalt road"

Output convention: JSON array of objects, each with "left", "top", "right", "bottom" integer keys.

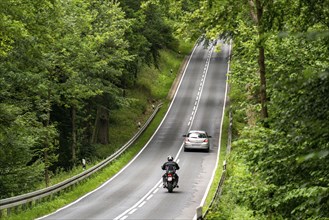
[{"left": 41, "top": 40, "right": 231, "bottom": 220}]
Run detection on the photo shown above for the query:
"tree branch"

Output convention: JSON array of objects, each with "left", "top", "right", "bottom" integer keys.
[{"left": 249, "top": 0, "right": 258, "bottom": 23}]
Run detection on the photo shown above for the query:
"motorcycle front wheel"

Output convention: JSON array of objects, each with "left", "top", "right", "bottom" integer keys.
[{"left": 167, "top": 182, "right": 173, "bottom": 193}]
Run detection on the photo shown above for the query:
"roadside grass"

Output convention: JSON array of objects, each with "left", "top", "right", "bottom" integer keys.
[
  {"left": 2, "top": 40, "right": 194, "bottom": 219},
  {"left": 138, "top": 49, "right": 184, "bottom": 100},
  {"left": 206, "top": 152, "right": 265, "bottom": 220}
]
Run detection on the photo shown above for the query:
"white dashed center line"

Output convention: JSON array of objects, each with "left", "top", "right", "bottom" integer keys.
[{"left": 187, "top": 45, "right": 214, "bottom": 127}]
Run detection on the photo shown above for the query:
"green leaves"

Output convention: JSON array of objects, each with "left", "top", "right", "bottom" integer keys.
[
  {"left": 231, "top": 36, "right": 329, "bottom": 218},
  {"left": 0, "top": 0, "right": 136, "bottom": 195},
  {"left": 0, "top": 104, "right": 44, "bottom": 198},
  {"left": 176, "top": 0, "right": 329, "bottom": 218},
  {"left": 1, "top": 0, "right": 181, "bottom": 197}
]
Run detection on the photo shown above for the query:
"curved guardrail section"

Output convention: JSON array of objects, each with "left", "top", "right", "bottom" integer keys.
[{"left": 0, "top": 103, "right": 163, "bottom": 215}]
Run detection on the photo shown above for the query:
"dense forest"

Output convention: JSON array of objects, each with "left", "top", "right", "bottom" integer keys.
[
  {"left": 0, "top": 0, "right": 178, "bottom": 198},
  {"left": 179, "top": 0, "right": 329, "bottom": 219},
  {"left": 1, "top": 0, "right": 328, "bottom": 219}
]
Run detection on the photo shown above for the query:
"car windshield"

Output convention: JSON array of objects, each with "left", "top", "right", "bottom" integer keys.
[{"left": 188, "top": 132, "right": 206, "bottom": 138}]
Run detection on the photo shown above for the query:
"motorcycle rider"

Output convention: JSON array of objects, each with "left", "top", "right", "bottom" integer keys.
[{"left": 161, "top": 155, "right": 180, "bottom": 188}]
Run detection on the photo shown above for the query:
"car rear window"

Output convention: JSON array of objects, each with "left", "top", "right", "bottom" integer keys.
[{"left": 189, "top": 132, "right": 206, "bottom": 138}]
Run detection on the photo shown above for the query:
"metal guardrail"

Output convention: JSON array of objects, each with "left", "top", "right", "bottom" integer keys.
[{"left": 0, "top": 103, "right": 163, "bottom": 215}]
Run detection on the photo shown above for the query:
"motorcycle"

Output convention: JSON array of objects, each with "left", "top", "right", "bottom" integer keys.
[{"left": 164, "top": 170, "right": 178, "bottom": 193}]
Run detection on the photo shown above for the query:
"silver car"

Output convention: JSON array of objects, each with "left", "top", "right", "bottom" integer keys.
[{"left": 183, "top": 130, "right": 211, "bottom": 152}]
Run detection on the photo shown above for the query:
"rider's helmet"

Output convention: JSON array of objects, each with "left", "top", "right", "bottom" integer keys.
[{"left": 167, "top": 155, "right": 174, "bottom": 161}]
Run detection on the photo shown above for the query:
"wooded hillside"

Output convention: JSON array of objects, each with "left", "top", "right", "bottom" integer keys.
[
  {"left": 175, "top": 0, "right": 328, "bottom": 219},
  {"left": 0, "top": 0, "right": 178, "bottom": 198}
]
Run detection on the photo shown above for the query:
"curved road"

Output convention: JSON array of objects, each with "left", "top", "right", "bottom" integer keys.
[{"left": 41, "top": 40, "right": 231, "bottom": 220}]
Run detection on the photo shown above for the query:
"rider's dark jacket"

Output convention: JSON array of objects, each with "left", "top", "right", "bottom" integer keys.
[{"left": 162, "top": 161, "right": 180, "bottom": 172}]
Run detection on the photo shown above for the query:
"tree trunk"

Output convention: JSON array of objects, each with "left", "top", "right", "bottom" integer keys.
[
  {"left": 92, "top": 106, "right": 109, "bottom": 144},
  {"left": 71, "top": 106, "right": 77, "bottom": 163},
  {"left": 258, "top": 46, "right": 268, "bottom": 119},
  {"left": 44, "top": 89, "right": 51, "bottom": 187},
  {"left": 253, "top": 0, "right": 269, "bottom": 120}
]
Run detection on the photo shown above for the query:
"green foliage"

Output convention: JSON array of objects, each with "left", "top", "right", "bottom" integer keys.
[
  {"left": 209, "top": 150, "right": 269, "bottom": 220},
  {"left": 137, "top": 43, "right": 192, "bottom": 99},
  {"left": 178, "top": 0, "right": 329, "bottom": 219},
  {"left": 217, "top": 20, "right": 328, "bottom": 220},
  {"left": 0, "top": 0, "right": 181, "bottom": 198},
  {"left": 141, "top": 2, "right": 178, "bottom": 65},
  {"left": 0, "top": 0, "right": 62, "bottom": 197},
  {"left": 0, "top": 104, "right": 44, "bottom": 198},
  {"left": 118, "top": 0, "right": 178, "bottom": 81}
]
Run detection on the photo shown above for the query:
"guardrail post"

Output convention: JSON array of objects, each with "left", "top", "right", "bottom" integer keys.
[
  {"left": 14, "top": 206, "right": 18, "bottom": 214},
  {"left": 28, "top": 200, "right": 33, "bottom": 210},
  {"left": 223, "top": 160, "right": 227, "bottom": 171},
  {"left": 196, "top": 206, "right": 203, "bottom": 220}
]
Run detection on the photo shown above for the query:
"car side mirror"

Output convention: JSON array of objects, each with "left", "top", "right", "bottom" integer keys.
[
  {"left": 208, "top": 135, "right": 212, "bottom": 138},
  {"left": 182, "top": 134, "right": 187, "bottom": 137}
]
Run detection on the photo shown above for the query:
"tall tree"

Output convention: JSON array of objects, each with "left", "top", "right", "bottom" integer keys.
[
  {"left": 171, "top": 0, "right": 329, "bottom": 219},
  {"left": 0, "top": 0, "right": 60, "bottom": 190},
  {"left": 119, "top": 0, "right": 178, "bottom": 69},
  {"left": 175, "top": 0, "right": 292, "bottom": 122},
  {"left": 51, "top": 0, "right": 132, "bottom": 164},
  {"left": 200, "top": 0, "right": 329, "bottom": 218}
]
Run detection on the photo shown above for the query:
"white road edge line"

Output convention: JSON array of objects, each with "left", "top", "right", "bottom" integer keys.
[
  {"left": 129, "top": 208, "right": 137, "bottom": 215},
  {"left": 192, "top": 40, "right": 232, "bottom": 220}
]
